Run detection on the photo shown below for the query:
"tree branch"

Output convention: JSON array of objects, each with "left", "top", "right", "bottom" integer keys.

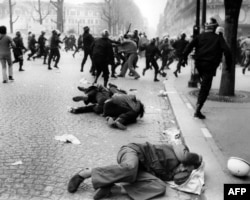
[
  {"left": 13, "top": 15, "right": 19, "bottom": 23},
  {"left": 50, "top": 0, "right": 58, "bottom": 9},
  {"left": 51, "top": 18, "right": 57, "bottom": 24}
]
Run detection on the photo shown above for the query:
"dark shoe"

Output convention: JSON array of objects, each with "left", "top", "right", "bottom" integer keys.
[
  {"left": 67, "top": 174, "right": 85, "bottom": 193},
  {"left": 117, "top": 74, "right": 124, "bottom": 77},
  {"left": 108, "top": 83, "right": 118, "bottom": 88},
  {"left": 3, "top": 80, "right": 8, "bottom": 83},
  {"left": 19, "top": 69, "right": 25, "bottom": 71},
  {"left": 142, "top": 68, "right": 146, "bottom": 76},
  {"left": 80, "top": 69, "right": 83, "bottom": 72},
  {"left": 9, "top": 76, "right": 14, "bottom": 81},
  {"left": 111, "top": 74, "right": 117, "bottom": 78},
  {"left": 93, "top": 187, "right": 112, "bottom": 200},
  {"left": 43, "top": 62, "right": 47, "bottom": 65},
  {"left": 154, "top": 78, "right": 160, "bottom": 82},
  {"left": 242, "top": 68, "right": 246, "bottom": 75},
  {"left": 54, "top": 65, "right": 59, "bottom": 68},
  {"left": 27, "top": 57, "right": 30, "bottom": 61},
  {"left": 194, "top": 111, "right": 206, "bottom": 119},
  {"left": 73, "top": 96, "right": 85, "bottom": 102},
  {"left": 77, "top": 86, "right": 87, "bottom": 92},
  {"left": 48, "top": 67, "right": 52, "bottom": 70},
  {"left": 134, "top": 75, "right": 140, "bottom": 80},
  {"left": 173, "top": 71, "right": 178, "bottom": 77}
]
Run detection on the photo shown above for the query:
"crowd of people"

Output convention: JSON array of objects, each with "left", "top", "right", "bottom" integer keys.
[{"left": 1, "top": 16, "right": 244, "bottom": 199}]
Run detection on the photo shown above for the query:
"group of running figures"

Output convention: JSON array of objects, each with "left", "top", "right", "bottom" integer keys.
[{"left": 12, "top": 25, "right": 192, "bottom": 87}]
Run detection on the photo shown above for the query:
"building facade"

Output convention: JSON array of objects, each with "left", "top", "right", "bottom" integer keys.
[
  {"left": 0, "top": 0, "right": 106, "bottom": 36},
  {"left": 158, "top": 0, "right": 250, "bottom": 38}
]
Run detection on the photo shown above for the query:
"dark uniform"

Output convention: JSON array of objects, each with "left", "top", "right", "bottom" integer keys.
[
  {"left": 27, "top": 34, "right": 37, "bottom": 60},
  {"left": 172, "top": 33, "right": 189, "bottom": 77},
  {"left": 13, "top": 32, "right": 27, "bottom": 71},
  {"left": 183, "top": 25, "right": 232, "bottom": 119},
  {"left": 92, "top": 35, "right": 114, "bottom": 87},
  {"left": 48, "top": 30, "right": 62, "bottom": 69},
  {"left": 81, "top": 27, "right": 94, "bottom": 72},
  {"left": 34, "top": 32, "right": 47, "bottom": 64},
  {"left": 142, "top": 39, "right": 162, "bottom": 81}
]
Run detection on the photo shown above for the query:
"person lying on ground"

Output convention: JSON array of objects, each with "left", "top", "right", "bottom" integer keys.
[
  {"left": 104, "top": 93, "right": 145, "bottom": 130},
  {"left": 67, "top": 142, "right": 203, "bottom": 200},
  {"left": 69, "top": 83, "right": 126, "bottom": 115}
]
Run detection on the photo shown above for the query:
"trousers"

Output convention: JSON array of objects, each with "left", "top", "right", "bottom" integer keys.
[
  {"left": 0, "top": 55, "right": 13, "bottom": 81},
  {"left": 91, "top": 146, "right": 166, "bottom": 200}
]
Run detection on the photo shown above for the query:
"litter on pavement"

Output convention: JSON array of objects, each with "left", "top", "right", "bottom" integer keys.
[
  {"left": 10, "top": 160, "right": 23, "bottom": 165},
  {"left": 55, "top": 134, "right": 81, "bottom": 144},
  {"left": 158, "top": 90, "right": 168, "bottom": 97},
  {"left": 167, "top": 162, "right": 205, "bottom": 195}
]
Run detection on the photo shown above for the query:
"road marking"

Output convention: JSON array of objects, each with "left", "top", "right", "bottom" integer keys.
[
  {"left": 186, "top": 102, "right": 193, "bottom": 110},
  {"left": 201, "top": 128, "right": 212, "bottom": 138}
]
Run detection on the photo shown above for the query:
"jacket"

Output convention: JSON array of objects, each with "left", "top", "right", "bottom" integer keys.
[
  {"left": 92, "top": 37, "right": 114, "bottom": 64},
  {"left": 183, "top": 31, "right": 232, "bottom": 74},
  {"left": 126, "top": 142, "right": 191, "bottom": 181}
]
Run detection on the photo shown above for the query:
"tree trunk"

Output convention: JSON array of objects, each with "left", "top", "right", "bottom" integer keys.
[
  {"left": 38, "top": 0, "right": 42, "bottom": 24},
  {"left": 55, "top": 0, "right": 64, "bottom": 32},
  {"left": 219, "top": 0, "right": 242, "bottom": 96},
  {"left": 9, "top": 0, "right": 13, "bottom": 33}
]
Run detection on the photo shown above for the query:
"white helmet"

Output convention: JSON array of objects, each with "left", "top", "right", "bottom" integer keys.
[{"left": 227, "top": 157, "right": 250, "bottom": 177}]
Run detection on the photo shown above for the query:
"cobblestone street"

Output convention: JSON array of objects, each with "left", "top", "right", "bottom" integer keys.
[{"left": 0, "top": 52, "right": 178, "bottom": 200}]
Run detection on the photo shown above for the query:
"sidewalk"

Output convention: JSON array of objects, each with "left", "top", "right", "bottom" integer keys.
[{"left": 163, "top": 64, "right": 250, "bottom": 200}]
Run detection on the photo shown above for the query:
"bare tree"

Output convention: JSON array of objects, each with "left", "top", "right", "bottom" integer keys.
[
  {"left": 50, "top": 0, "right": 64, "bottom": 32},
  {"left": 32, "top": 0, "right": 50, "bottom": 25},
  {"left": 101, "top": 0, "right": 144, "bottom": 35},
  {"left": 101, "top": 0, "right": 118, "bottom": 34},
  {"left": 8, "top": 0, "right": 19, "bottom": 33},
  {"left": 219, "top": 0, "right": 243, "bottom": 96}
]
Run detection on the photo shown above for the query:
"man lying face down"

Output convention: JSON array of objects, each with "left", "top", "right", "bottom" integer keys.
[
  {"left": 69, "top": 83, "right": 145, "bottom": 130},
  {"left": 67, "top": 142, "right": 202, "bottom": 200}
]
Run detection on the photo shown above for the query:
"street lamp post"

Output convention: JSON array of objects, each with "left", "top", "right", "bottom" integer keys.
[
  {"left": 188, "top": 0, "right": 201, "bottom": 88},
  {"left": 188, "top": 0, "right": 207, "bottom": 88}
]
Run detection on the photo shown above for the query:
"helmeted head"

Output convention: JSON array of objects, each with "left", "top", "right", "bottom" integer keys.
[
  {"left": 215, "top": 26, "right": 224, "bottom": 36},
  {"left": 205, "top": 17, "right": 219, "bottom": 32},
  {"left": 180, "top": 33, "right": 186, "bottom": 40},
  {"left": 101, "top": 29, "right": 109, "bottom": 38},
  {"left": 16, "top": 31, "right": 21, "bottom": 37},
  {"left": 83, "top": 26, "right": 90, "bottom": 32}
]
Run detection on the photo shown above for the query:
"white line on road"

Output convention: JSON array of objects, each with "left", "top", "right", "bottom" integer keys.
[
  {"left": 186, "top": 102, "right": 193, "bottom": 110},
  {"left": 201, "top": 128, "right": 212, "bottom": 138}
]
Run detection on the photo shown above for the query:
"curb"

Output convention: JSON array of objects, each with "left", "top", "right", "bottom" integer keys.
[{"left": 163, "top": 77, "right": 233, "bottom": 200}]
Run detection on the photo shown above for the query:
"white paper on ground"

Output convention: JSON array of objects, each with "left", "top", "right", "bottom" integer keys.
[{"left": 55, "top": 134, "right": 81, "bottom": 145}]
